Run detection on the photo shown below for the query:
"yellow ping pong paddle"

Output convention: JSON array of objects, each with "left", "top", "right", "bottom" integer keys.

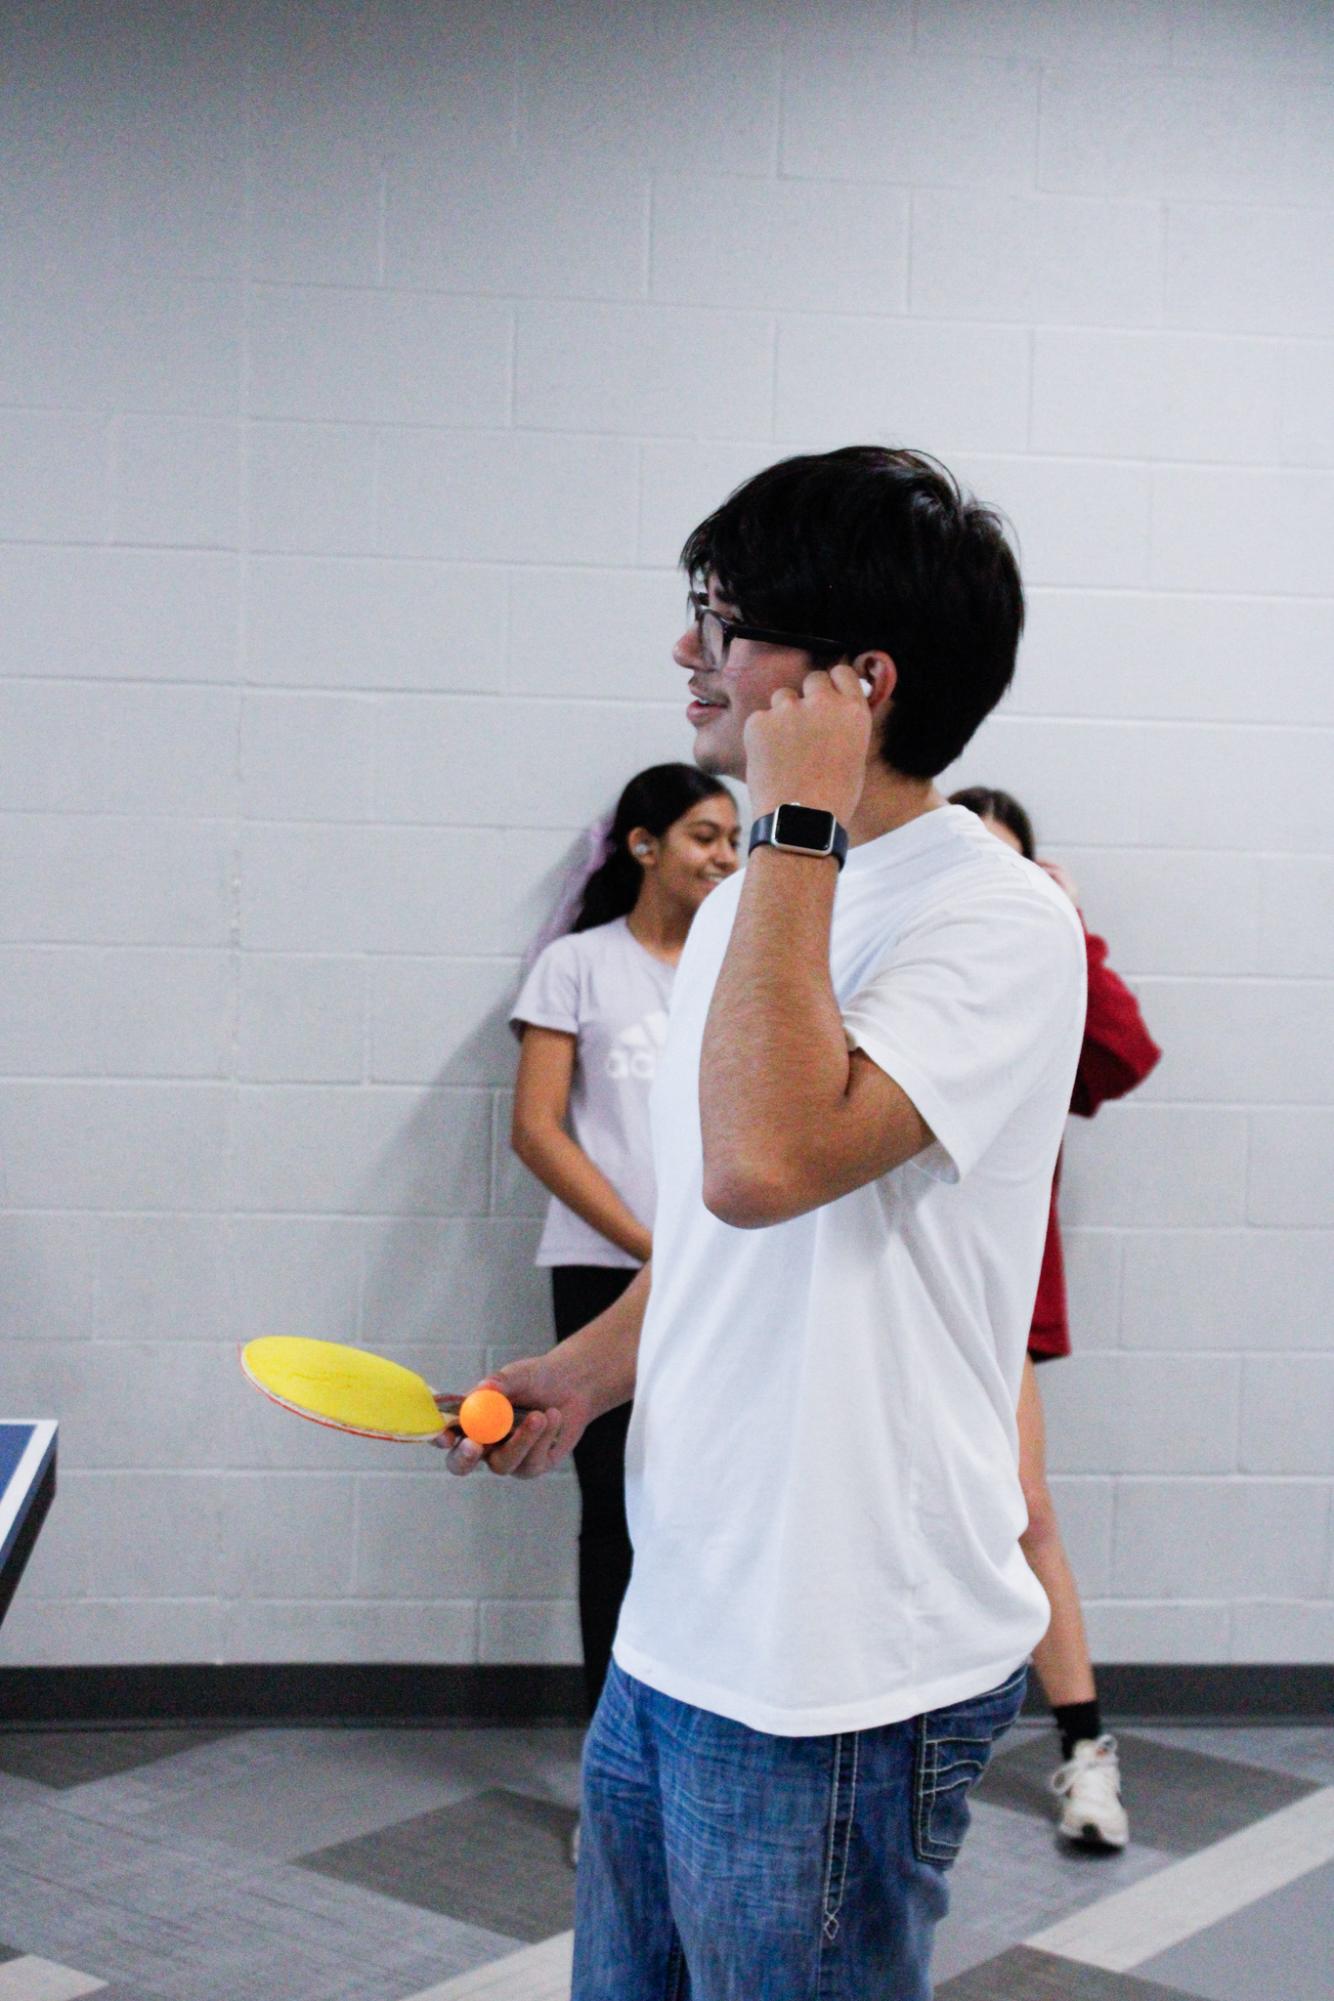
[{"left": 240, "top": 1337, "right": 515, "bottom": 1446}]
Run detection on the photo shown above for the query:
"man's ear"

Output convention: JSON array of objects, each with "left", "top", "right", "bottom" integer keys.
[
  {"left": 848, "top": 652, "right": 896, "bottom": 758},
  {"left": 850, "top": 651, "right": 896, "bottom": 712}
]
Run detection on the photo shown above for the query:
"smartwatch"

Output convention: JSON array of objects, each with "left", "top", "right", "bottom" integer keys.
[{"left": 748, "top": 804, "right": 849, "bottom": 871}]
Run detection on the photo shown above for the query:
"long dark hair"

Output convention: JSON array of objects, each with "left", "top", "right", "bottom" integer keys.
[
  {"left": 572, "top": 764, "right": 734, "bottom": 933},
  {"left": 949, "top": 785, "right": 1035, "bottom": 860}
]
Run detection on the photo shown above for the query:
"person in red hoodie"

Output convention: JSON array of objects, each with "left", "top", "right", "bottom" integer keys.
[{"left": 952, "top": 786, "right": 1161, "bottom": 1850}]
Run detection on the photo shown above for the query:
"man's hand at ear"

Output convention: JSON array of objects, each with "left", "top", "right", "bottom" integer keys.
[{"left": 743, "top": 662, "right": 877, "bottom": 824}]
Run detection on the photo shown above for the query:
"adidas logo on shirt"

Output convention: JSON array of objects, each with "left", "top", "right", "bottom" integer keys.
[{"left": 606, "top": 1010, "right": 670, "bottom": 1082}]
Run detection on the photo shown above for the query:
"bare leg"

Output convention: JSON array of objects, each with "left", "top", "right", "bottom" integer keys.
[
  {"left": 1019, "top": 1358, "right": 1130, "bottom": 1846},
  {"left": 1017, "top": 1355, "right": 1096, "bottom": 1707}
]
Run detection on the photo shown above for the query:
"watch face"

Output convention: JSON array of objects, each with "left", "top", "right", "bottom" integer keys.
[{"left": 772, "top": 804, "right": 836, "bottom": 852}]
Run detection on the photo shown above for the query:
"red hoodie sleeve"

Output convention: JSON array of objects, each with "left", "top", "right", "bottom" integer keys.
[{"left": 1071, "top": 925, "right": 1162, "bottom": 1117}]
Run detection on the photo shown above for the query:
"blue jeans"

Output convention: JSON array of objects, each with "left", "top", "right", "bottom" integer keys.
[{"left": 573, "top": 1658, "right": 1027, "bottom": 2001}]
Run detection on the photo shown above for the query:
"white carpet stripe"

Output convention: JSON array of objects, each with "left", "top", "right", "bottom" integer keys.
[
  {"left": 1027, "top": 1784, "right": 1334, "bottom": 1973},
  {"left": 0, "top": 1960, "right": 106, "bottom": 2001},
  {"left": 400, "top": 1930, "right": 573, "bottom": 2001}
]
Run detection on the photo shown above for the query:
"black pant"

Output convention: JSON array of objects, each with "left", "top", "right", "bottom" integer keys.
[{"left": 551, "top": 1264, "right": 637, "bottom": 1719}]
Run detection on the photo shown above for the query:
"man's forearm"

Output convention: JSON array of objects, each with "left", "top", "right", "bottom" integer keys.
[
  {"left": 558, "top": 1259, "right": 650, "bottom": 1420},
  {"left": 700, "top": 849, "right": 851, "bottom": 1213}
]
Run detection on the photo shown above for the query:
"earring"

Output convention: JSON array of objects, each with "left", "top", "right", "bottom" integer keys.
[{"left": 633, "top": 843, "right": 652, "bottom": 856}]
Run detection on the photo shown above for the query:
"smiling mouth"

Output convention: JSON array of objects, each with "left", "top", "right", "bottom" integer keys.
[{"left": 688, "top": 685, "right": 727, "bottom": 710}]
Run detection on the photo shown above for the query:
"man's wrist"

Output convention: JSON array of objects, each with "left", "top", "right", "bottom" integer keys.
[
  {"left": 748, "top": 804, "right": 849, "bottom": 870},
  {"left": 564, "top": 1291, "right": 643, "bottom": 1417},
  {"left": 746, "top": 841, "right": 841, "bottom": 870}
]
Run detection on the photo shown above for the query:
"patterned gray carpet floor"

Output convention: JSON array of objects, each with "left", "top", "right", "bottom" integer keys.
[{"left": 0, "top": 1721, "right": 1329, "bottom": 2000}]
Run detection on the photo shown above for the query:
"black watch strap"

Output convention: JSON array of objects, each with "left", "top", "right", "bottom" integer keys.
[{"left": 748, "top": 805, "right": 849, "bottom": 871}]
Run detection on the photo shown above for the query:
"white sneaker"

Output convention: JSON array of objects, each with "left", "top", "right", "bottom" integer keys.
[{"left": 1051, "top": 1734, "right": 1130, "bottom": 1849}]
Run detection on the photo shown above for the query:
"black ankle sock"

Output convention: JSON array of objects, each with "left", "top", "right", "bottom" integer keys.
[{"left": 1053, "top": 1699, "right": 1102, "bottom": 1761}]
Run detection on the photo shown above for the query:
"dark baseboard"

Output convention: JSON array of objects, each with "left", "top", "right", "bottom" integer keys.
[
  {"left": 0, "top": 1661, "right": 1329, "bottom": 1730},
  {"left": 0, "top": 1663, "right": 587, "bottom": 1728},
  {"left": 1019, "top": 1662, "right": 1332, "bottom": 1723}
]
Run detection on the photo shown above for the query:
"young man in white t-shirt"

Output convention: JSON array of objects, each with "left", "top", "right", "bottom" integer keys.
[{"left": 445, "top": 446, "right": 1086, "bottom": 2000}]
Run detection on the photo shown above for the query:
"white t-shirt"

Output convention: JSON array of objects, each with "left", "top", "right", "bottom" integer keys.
[
  {"left": 613, "top": 806, "right": 1086, "bottom": 1736},
  {"left": 511, "top": 917, "right": 675, "bottom": 1269}
]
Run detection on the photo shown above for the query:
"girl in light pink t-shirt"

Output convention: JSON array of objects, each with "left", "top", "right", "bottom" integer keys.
[{"left": 509, "top": 764, "right": 740, "bottom": 1724}]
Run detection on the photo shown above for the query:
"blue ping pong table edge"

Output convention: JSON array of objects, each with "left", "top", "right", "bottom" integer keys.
[{"left": 0, "top": 1422, "right": 58, "bottom": 1573}]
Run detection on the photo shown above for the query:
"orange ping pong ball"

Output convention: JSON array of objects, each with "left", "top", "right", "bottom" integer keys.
[{"left": 457, "top": 1387, "right": 515, "bottom": 1447}]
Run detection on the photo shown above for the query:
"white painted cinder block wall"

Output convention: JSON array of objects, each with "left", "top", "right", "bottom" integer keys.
[{"left": 1, "top": 0, "right": 1331, "bottom": 1673}]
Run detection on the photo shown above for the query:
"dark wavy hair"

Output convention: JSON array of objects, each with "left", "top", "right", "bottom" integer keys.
[
  {"left": 681, "top": 445, "right": 1023, "bottom": 779},
  {"left": 572, "top": 764, "right": 735, "bottom": 933},
  {"left": 949, "top": 785, "right": 1035, "bottom": 860}
]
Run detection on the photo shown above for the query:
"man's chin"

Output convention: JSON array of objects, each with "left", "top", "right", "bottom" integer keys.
[{"left": 691, "top": 723, "right": 743, "bottom": 781}]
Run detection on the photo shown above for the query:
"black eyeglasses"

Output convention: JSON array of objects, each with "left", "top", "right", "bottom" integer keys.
[{"left": 686, "top": 591, "right": 845, "bottom": 668}]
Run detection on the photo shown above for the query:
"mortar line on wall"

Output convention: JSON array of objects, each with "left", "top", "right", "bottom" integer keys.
[
  {"left": 1016, "top": 584, "right": 1334, "bottom": 600},
  {"left": 497, "top": 559, "right": 516, "bottom": 698},
  {"left": 1072, "top": 1096, "right": 1334, "bottom": 1112},
  {"left": 1102, "top": 1473, "right": 1330, "bottom": 1488},
  {"left": 351, "top": 1458, "right": 363, "bottom": 1596},
  {"left": 904, "top": 184, "right": 917, "bottom": 313},
  {"left": 3, "top": 814, "right": 1333, "bottom": 852},
  {"left": 642, "top": 177, "right": 655, "bottom": 300},
  {"left": 767, "top": 178, "right": 1334, "bottom": 220},
  {"left": 1242, "top": 1104, "right": 1256, "bottom": 1230},
  {"left": 366, "top": 667, "right": 383, "bottom": 849},
  {"left": 231, "top": 267, "right": 1334, "bottom": 331},
  {"left": 9, "top": 688, "right": 1333, "bottom": 731},
  {"left": 413, "top": 420, "right": 1333, "bottom": 463},
  {"left": 376, "top": 163, "right": 389, "bottom": 287},
  {"left": 0, "top": 956, "right": 519, "bottom": 980},
  {"left": 999, "top": 707, "right": 1334, "bottom": 726},
  {"left": 10, "top": 1074, "right": 1334, "bottom": 1098},
  {"left": 1125, "top": 972, "right": 1334, "bottom": 987},
  {"left": 3, "top": 1211, "right": 1326, "bottom": 1242},
  {"left": 760, "top": 26, "right": 783, "bottom": 180},
  {"left": 89, "top": 1210, "right": 106, "bottom": 1347},
  {"left": 1023, "top": 60, "right": 1044, "bottom": 198},
  {"left": 1154, "top": 192, "right": 1170, "bottom": 329},
  {"left": 102, "top": 412, "right": 121, "bottom": 545},
  {"left": 1036, "top": 843, "right": 1333, "bottom": 860},
  {"left": 358, "top": 945, "right": 372, "bottom": 1091},
  {"left": 368, "top": 423, "right": 384, "bottom": 581},
  {"left": 488, "top": 1090, "right": 503, "bottom": 1217},
  {"left": 3, "top": 311, "right": 1331, "bottom": 408},
  {"left": 8, "top": 539, "right": 1334, "bottom": 583},
  {"left": 504, "top": 30, "right": 522, "bottom": 154},
  {"left": 773, "top": 26, "right": 790, "bottom": 181},
  {"left": 1144, "top": 444, "right": 1161, "bottom": 582}
]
